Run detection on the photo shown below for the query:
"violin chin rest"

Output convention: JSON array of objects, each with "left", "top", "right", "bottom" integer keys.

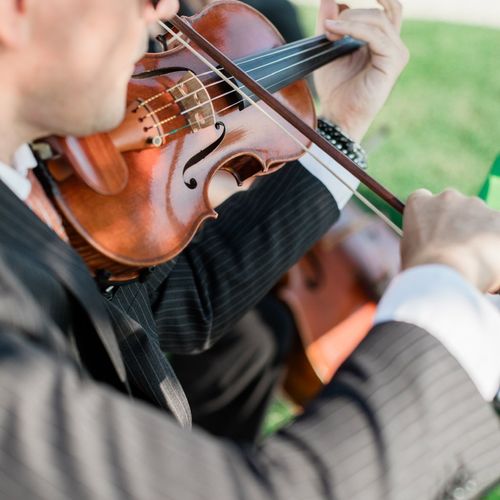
[{"left": 47, "top": 134, "right": 129, "bottom": 196}]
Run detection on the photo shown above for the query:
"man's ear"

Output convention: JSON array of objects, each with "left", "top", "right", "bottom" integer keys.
[{"left": 0, "top": 0, "right": 30, "bottom": 49}]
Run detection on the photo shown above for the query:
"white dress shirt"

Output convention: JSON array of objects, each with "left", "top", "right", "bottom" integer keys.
[
  {"left": 299, "top": 143, "right": 359, "bottom": 210},
  {"left": 0, "top": 144, "right": 37, "bottom": 200},
  {"left": 1, "top": 144, "right": 499, "bottom": 401}
]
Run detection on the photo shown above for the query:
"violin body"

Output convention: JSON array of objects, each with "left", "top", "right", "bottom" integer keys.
[
  {"left": 279, "top": 204, "right": 400, "bottom": 405},
  {"left": 45, "top": 1, "right": 315, "bottom": 280}
]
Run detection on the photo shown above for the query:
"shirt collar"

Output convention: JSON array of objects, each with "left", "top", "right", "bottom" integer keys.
[{"left": 0, "top": 144, "right": 37, "bottom": 200}]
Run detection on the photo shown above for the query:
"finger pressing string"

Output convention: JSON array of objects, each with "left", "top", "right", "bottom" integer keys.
[
  {"left": 324, "top": 19, "right": 395, "bottom": 58},
  {"left": 330, "top": 8, "right": 402, "bottom": 47}
]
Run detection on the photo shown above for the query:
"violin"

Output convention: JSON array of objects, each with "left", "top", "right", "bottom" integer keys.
[
  {"left": 279, "top": 203, "right": 400, "bottom": 405},
  {"left": 35, "top": 0, "right": 403, "bottom": 282}
]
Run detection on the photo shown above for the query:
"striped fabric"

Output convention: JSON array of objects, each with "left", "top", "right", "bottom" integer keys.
[{"left": 0, "top": 162, "right": 499, "bottom": 499}]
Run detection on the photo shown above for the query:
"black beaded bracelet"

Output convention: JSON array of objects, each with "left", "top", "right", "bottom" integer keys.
[{"left": 317, "top": 118, "right": 367, "bottom": 170}]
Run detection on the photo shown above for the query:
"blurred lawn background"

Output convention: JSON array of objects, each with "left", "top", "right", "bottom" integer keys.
[
  {"left": 298, "top": 5, "right": 500, "bottom": 224},
  {"left": 265, "top": 6, "right": 500, "bottom": 498}
]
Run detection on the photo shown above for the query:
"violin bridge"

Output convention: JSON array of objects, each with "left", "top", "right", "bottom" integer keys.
[{"left": 169, "top": 71, "right": 215, "bottom": 133}]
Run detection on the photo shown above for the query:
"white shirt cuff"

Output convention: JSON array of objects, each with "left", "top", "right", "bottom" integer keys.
[
  {"left": 375, "top": 265, "right": 500, "bottom": 401},
  {"left": 299, "top": 143, "right": 360, "bottom": 210}
]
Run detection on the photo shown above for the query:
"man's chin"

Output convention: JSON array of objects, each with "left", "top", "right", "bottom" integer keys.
[{"left": 82, "top": 105, "right": 126, "bottom": 137}]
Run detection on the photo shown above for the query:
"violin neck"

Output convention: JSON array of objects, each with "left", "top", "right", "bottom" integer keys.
[{"left": 234, "top": 35, "right": 365, "bottom": 108}]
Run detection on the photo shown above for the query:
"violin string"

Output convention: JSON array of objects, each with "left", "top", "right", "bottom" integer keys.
[
  {"left": 137, "top": 36, "right": 332, "bottom": 111},
  {"left": 159, "top": 60, "right": 322, "bottom": 128},
  {"left": 147, "top": 66, "right": 307, "bottom": 134},
  {"left": 217, "top": 71, "right": 316, "bottom": 114},
  {"left": 199, "top": 34, "right": 328, "bottom": 71},
  {"left": 151, "top": 65, "right": 315, "bottom": 136},
  {"left": 144, "top": 53, "right": 330, "bottom": 133},
  {"left": 140, "top": 37, "right": 332, "bottom": 119},
  {"left": 141, "top": 100, "right": 176, "bottom": 119},
  {"left": 137, "top": 35, "right": 329, "bottom": 107},
  {"left": 158, "top": 20, "right": 402, "bottom": 237},
  {"left": 207, "top": 34, "right": 328, "bottom": 73},
  {"left": 143, "top": 41, "right": 343, "bottom": 130},
  {"left": 157, "top": 123, "right": 193, "bottom": 139}
]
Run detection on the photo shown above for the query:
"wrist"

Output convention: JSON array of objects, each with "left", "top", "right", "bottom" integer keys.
[
  {"left": 403, "top": 250, "right": 491, "bottom": 293},
  {"left": 320, "top": 113, "right": 368, "bottom": 144},
  {"left": 317, "top": 118, "right": 367, "bottom": 170}
]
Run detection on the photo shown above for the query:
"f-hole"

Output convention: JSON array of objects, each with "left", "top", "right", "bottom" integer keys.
[{"left": 183, "top": 121, "right": 226, "bottom": 189}]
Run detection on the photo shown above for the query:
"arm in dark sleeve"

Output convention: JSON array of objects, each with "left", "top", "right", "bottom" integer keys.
[
  {"left": 2, "top": 322, "right": 499, "bottom": 500},
  {"left": 145, "top": 162, "right": 339, "bottom": 353}
]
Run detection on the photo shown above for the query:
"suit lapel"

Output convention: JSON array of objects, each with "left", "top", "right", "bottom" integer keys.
[{"left": 0, "top": 180, "right": 127, "bottom": 383}]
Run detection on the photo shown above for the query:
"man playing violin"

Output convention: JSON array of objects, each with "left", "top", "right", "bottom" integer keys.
[{"left": 0, "top": 0, "right": 499, "bottom": 499}]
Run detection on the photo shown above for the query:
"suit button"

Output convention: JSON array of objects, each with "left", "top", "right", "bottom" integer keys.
[{"left": 103, "top": 285, "right": 115, "bottom": 301}]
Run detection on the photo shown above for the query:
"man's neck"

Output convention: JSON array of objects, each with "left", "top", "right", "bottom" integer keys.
[
  {"left": 0, "top": 142, "right": 21, "bottom": 166},
  {"left": 0, "top": 85, "right": 33, "bottom": 165},
  {"left": 0, "top": 129, "right": 23, "bottom": 165},
  {"left": 0, "top": 134, "right": 23, "bottom": 166}
]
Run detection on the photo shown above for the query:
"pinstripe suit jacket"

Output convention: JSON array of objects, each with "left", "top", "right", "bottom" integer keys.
[{"left": 0, "top": 162, "right": 499, "bottom": 499}]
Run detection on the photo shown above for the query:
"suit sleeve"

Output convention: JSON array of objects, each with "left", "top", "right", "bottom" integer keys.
[
  {"left": 2, "top": 320, "right": 499, "bottom": 500},
  {"left": 142, "top": 162, "right": 340, "bottom": 353}
]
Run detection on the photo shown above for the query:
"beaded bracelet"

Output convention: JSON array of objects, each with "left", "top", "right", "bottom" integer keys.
[{"left": 317, "top": 118, "right": 368, "bottom": 170}]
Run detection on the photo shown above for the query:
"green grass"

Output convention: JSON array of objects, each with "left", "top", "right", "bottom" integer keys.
[
  {"left": 264, "top": 10, "right": 500, "bottom": 498},
  {"left": 485, "top": 485, "right": 500, "bottom": 499},
  {"left": 297, "top": 7, "right": 500, "bottom": 223}
]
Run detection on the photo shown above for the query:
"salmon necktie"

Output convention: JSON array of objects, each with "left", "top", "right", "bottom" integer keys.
[{"left": 25, "top": 171, "right": 69, "bottom": 243}]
